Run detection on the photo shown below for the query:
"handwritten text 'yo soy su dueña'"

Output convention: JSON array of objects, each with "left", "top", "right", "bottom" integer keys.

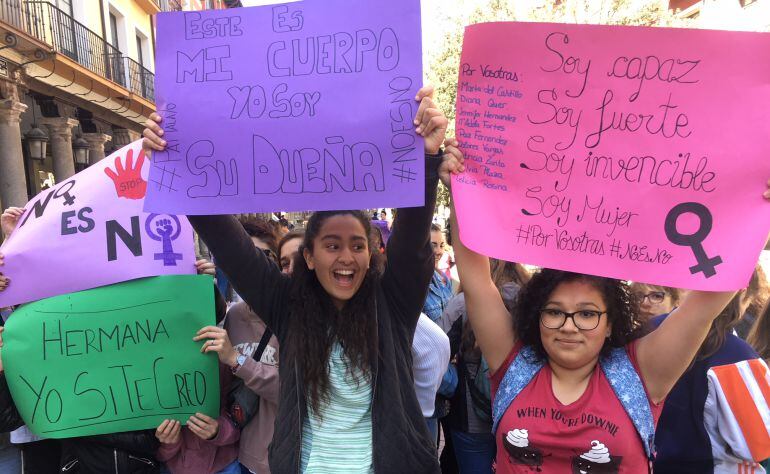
[{"left": 179, "top": 77, "right": 417, "bottom": 198}]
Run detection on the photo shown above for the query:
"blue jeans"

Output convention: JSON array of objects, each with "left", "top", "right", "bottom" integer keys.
[
  {"left": 450, "top": 430, "right": 496, "bottom": 474},
  {"left": 240, "top": 463, "right": 256, "bottom": 474},
  {"left": 217, "top": 460, "right": 242, "bottom": 474},
  {"left": 0, "top": 445, "right": 20, "bottom": 473}
]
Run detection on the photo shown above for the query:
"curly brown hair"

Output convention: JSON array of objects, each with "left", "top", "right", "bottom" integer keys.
[{"left": 512, "top": 269, "right": 646, "bottom": 362}]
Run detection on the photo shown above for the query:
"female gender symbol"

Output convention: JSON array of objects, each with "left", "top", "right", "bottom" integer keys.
[
  {"left": 664, "top": 202, "right": 723, "bottom": 278},
  {"left": 145, "top": 214, "right": 183, "bottom": 266}
]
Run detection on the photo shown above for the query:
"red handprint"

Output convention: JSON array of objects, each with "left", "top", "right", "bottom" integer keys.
[{"left": 104, "top": 148, "right": 148, "bottom": 200}]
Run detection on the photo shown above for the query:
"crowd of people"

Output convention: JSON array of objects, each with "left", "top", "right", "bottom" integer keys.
[
  {"left": 0, "top": 81, "right": 767, "bottom": 473},
  {"left": 0, "top": 13, "right": 766, "bottom": 471}
]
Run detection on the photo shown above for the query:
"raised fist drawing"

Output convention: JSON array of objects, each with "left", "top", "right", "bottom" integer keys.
[
  {"left": 104, "top": 148, "right": 147, "bottom": 200},
  {"left": 156, "top": 218, "right": 173, "bottom": 237}
]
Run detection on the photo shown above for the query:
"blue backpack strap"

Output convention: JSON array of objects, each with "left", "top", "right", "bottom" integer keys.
[
  {"left": 491, "top": 346, "right": 544, "bottom": 435},
  {"left": 600, "top": 347, "right": 656, "bottom": 460}
]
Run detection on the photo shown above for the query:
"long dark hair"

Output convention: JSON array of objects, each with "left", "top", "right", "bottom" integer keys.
[
  {"left": 512, "top": 269, "right": 644, "bottom": 361},
  {"left": 747, "top": 266, "right": 769, "bottom": 323},
  {"left": 748, "top": 301, "right": 770, "bottom": 363},
  {"left": 286, "top": 210, "right": 382, "bottom": 414},
  {"left": 698, "top": 269, "right": 760, "bottom": 360},
  {"left": 461, "top": 259, "right": 529, "bottom": 359}
]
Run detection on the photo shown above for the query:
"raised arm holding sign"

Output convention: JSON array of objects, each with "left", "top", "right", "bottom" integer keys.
[{"left": 445, "top": 138, "right": 770, "bottom": 473}]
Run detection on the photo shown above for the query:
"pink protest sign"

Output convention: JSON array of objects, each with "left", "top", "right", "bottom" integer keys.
[
  {"left": 0, "top": 141, "right": 196, "bottom": 308},
  {"left": 452, "top": 22, "right": 770, "bottom": 291}
]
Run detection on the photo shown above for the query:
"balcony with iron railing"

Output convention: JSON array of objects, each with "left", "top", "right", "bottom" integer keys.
[
  {"left": 158, "top": 0, "right": 183, "bottom": 12},
  {"left": 125, "top": 55, "right": 154, "bottom": 102},
  {"left": 0, "top": 0, "right": 155, "bottom": 102}
]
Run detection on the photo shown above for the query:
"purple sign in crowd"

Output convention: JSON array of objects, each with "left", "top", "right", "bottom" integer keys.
[{"left": 145, "top": 0, "right": 424, "bottom": 215}]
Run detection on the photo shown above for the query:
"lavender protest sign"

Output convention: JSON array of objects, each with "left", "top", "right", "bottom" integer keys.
[
  {"left": 0, "top": 141, "right": 196, "bottom": 308},
  {"left": 452, "top": 22, "right": 770, "bottom": 291},
  {"left": 145, "top": 0, "right": 424, "bottom": 215}
]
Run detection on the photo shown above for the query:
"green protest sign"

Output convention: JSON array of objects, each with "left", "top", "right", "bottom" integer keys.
[{"left": 3, "top": 275, "right": 219, "bottom": 438}]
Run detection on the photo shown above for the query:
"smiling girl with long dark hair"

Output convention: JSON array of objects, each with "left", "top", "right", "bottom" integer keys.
[{"left": 143, "top": 86, "right": 464, "bottom": 474}]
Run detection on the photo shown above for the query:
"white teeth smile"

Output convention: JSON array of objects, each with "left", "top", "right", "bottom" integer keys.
[{"left": 335, "top": 270, "right": 354, "bottom": 276}]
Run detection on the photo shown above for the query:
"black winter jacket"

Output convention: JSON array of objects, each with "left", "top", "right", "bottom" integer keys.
[
  {"left": 59, "top": 431, "right": 160, "bottom": 474},
  {"left": 189, "top": 155, "right": 441, "bottom": 474},
  {"left": 0, "top": 373, "right": 23, "bottom": 433}
]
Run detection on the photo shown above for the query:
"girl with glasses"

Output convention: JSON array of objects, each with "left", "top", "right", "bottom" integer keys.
[
  {"left": 630, "top": 283, "right": 681, "bottom": 322},
  {"left": 442, "top": 140, "right": 770, "bottom": 474}
]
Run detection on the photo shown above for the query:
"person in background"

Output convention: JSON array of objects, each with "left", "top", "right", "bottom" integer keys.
[
  {"left": 216, "top": 215, "right": 278, "bottom": 305},
  {"left": 735, "top": 266, "right": 769, "bottom": 339},
  {"left": 630, "top": 283, "right": 681, "bottom": 323},
  {"left": 420, "top": 223, "right": 457, "bottom": 469},
  {"left": 240, "top": 217, "right": 280, "bottom": 262},
  {"left": 748, "top": 297, "right": 770, "bottom": 474},
  {"left": 652, "top": 273, "right": 766, "bottom": 473},
  {"left": 412, "top": 313, "right": 451, "bottom": 445},
  {"left": 368, "top": 221, "right": 451, "bottom": 447},
  {"left": 278, "top": 230, "right": 305, "bottom": 275},
  {"left": 230, "top": 217, "right": 280, "bottom": 303},
  {"left": 441, "top": 260, "right": 529, "bottom": 474},
  {"left": 379, "top": 209, "right": 393, "bottom": 230},
  {"left": 277, "top": 218, "right": 292, "bottom": 237},
  {"left": 748, "top": 300, "right": 770, "bottom": 363},
  {"left": 424, "top": 224, "right": 454, "bottom": 322},
  {"left": 208, "top": 216, "right": 281, "bottom": 474},
  {"left": 155, "top": 363, "right": 240, "bottom": 474},
  {"left": 155, "top": 261, "right": 241, "bottom": 474}
]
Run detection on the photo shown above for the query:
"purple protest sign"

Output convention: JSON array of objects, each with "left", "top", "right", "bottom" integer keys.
[
  {"left": 0, "top": 141, "right": 196, "bottom": 308},
  {"left": 144, "top": 0, "right": 424, "bottom": 215},
  {"left": 371, "top": 220, "right": 392, "bottom": 245}
]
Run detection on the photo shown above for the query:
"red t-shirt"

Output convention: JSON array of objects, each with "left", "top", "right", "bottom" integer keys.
[{"left": 490, "top": 341, "right": 662, "bottom": 473}]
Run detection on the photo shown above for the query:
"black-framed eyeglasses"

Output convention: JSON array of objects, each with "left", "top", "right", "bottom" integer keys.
[
  {"left": 539, "top": 308, "right": 606, "bottom": 331},
  {"left": 635, "top": 291, "right": 666, "bottom": 305}
]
